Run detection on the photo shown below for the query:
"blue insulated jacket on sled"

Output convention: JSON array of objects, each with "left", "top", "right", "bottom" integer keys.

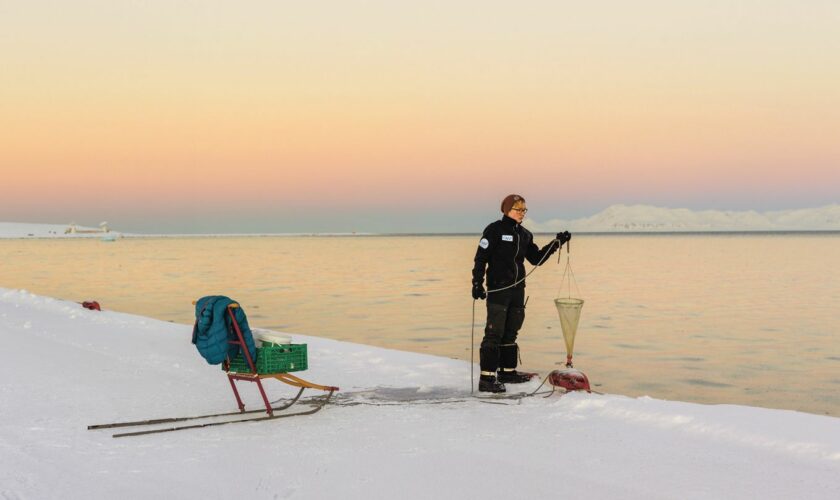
[{"left": 191, "top": 295, "right": 257, "bottom": 366}]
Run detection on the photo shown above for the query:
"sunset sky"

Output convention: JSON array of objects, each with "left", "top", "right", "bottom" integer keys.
[{"left": 2, "top": 1, "right": 838, "bottom": 233}]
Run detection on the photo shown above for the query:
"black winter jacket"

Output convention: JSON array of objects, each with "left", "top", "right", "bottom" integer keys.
[{"left": 472, "top": 215, "right": 559, "bottom": 290}]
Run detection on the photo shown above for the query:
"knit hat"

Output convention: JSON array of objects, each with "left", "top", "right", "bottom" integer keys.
[{"left": 501, "top": 194, "right": 525, "bottom": 214}]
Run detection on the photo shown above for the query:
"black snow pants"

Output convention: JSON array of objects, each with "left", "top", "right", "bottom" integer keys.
[{"left": 479, "top": 287, "right": 526, "bottom": 373}]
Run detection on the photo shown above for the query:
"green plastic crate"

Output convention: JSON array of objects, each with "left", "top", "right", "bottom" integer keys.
[{"left": 228, "top": 344, "right": 308, "bottom": 374}]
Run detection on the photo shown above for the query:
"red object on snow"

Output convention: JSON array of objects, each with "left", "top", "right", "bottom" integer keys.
[
  {"left": 81, "top": 301, "right": 101, "bottom": 311},
  {"left": 548, "top": 368, "right": 591, "bottom": 392}
]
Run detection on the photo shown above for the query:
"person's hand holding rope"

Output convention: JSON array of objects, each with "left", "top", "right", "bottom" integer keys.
[
  {"left": 556, "top": 231, "right": 571, "bottom": 245},
  {"left": 471, "top": 281, "right": 487, "bottom": 300}
]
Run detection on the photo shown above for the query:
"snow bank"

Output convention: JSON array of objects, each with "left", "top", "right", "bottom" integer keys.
[{"left": 1, "top": 288, "right": 838, "bottom": 499}]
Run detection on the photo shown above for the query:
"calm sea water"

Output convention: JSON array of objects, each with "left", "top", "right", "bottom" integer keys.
[{"left": 2, "top": 234, "right": 838, "bottom": 416}]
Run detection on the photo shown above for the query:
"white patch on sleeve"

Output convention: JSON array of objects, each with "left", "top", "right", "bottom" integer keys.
[
  {"left": 501, "top": 234, "right": 513, "bottom": 242},
  {"left": 479, "top": 238, "right": 489, "bottom": 249}
]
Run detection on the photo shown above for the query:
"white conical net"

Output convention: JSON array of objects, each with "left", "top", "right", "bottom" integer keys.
[{"left": 554, "top": 298, "right": 584, "bottom": 357}]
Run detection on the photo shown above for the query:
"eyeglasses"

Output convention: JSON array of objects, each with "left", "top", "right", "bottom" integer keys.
[{"left": 512, "top": 207, "right": 528, "bottom": 213}]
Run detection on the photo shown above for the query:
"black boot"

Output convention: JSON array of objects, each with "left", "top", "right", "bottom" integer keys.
[
  {"left": 479, "top": 374, "right": 506, "bottom": 393},
  {"left": 498, "top": 343, "right": 533, "bottom": 383},
  {"left": 497, "top": 369, "right": 535, "bottom": 384}
]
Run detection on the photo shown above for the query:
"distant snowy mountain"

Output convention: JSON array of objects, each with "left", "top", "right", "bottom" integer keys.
[
  {"left": 5, "top": 204, "right": 840, "bottom": 237},
  {"left": 526, "top": 204, "right": 840, "bottom": 232}
]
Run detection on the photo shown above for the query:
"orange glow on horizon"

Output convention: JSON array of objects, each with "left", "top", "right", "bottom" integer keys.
[{"left": 2, "top": 1, "right": 838, "bottom": 223}]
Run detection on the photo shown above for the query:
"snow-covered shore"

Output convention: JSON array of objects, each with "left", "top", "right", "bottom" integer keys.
[{"left": 1, "top": 288, "right": 838, "bottom": 499}]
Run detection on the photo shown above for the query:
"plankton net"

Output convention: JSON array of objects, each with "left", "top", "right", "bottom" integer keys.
[
  {"left": 527, "top": 238, "right": 592, "bottom": 395},
  {"left": 555, "top": 297, "right": 584, "bottom": 367},
  {"left": 555, "top": 244, "right": 584, "bottom": 368}
]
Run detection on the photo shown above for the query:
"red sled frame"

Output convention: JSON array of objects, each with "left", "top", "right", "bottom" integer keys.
[{"left": 221, "top": 303, "right": 338, "bottom": 416}]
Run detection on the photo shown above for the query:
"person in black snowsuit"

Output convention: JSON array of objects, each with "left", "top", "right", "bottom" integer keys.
[{"left": 471, "top": 194, "right": 571, "bottom": 393}]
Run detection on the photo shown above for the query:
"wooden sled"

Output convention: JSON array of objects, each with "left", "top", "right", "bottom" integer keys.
[{"left": 221, "top": 303, "right": 339, "bottom": 416}]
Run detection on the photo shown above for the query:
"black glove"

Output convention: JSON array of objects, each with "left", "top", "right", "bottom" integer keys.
[
  {"left": 471, "top": 282, "right": 487, "bottom": 300},
  {"left": 556, "top": 231, "right": 571, "bottom": 245}
]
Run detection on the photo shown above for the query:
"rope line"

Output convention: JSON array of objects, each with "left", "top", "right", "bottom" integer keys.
[
  {"left": 557, "top": 248, "right": 583, "bottom": 299},
  {"left": 331, "top": 391, "right": 555, "bottom": 407},
  {"left": 471, "top": 299, "right": 475, "bottom": 394}
]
